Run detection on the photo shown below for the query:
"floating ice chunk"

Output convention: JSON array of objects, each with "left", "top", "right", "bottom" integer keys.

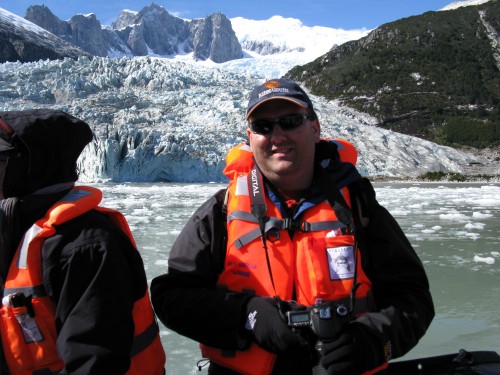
[
  {"left": 391, "top": 209, "right": 409, "bottom": 216},
  {"left": 409, "top": 203, "right": 424, "bottom": 209},
  {"left": 132, "top": 208, "right": 151, "bottom": 215},
  {"left": 439, "top": 213, "right": 467, "bottom": 220},
  {"left": 473, "top": 255, "right": 495, "bottom": 265},
  {"left": 465, "top": 232, "right": 480, "bottom": 240},
  {"left": 421, "top": 229, "right": 435, "bottom": 233},
  {"left": 465, "top": 222, "right": 485, "bottom": 229},
  {"left": 472, "top": 212, "right": 493, "bottom": 219}
]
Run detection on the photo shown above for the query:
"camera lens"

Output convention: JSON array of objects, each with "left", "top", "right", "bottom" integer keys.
[{"left": 336, "top": 304, "right": 349, "bottom": 316}]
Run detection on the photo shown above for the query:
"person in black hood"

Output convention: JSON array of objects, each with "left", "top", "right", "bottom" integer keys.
[
  {"left": 0, "top": 109, "right": 165, "bottom": 375},
  {"left": 0, "top": 109, "right": 93, "bottom": 278}
]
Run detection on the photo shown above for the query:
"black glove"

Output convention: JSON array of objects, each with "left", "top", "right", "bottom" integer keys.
[
  {"left": 319, "top": 325, "right": 384, "bottom": 375},
  {"left": 244, "top": 296, "right": 308, "bottom": 353}
]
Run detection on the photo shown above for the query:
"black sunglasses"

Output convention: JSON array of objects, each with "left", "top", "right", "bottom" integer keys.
[{"left": 249, "top": 113, "right": 314, "bottom": 135}]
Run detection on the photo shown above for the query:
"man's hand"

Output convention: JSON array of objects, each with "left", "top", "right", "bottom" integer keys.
[
  {"left": 319, "top": 325, "right": 385, "bottom": 375},
  {"left": 245, "top": 296, "right": 308, "bottom": 353}
]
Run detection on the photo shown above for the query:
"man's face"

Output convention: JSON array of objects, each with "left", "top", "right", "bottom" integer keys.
[{"left": 246, "top": 100, "right": 320, "bottom": 190}]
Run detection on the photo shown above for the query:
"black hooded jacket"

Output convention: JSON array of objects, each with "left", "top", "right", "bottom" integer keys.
[{"left": 0, "top": 109, "right": 149, "bottom": 374}]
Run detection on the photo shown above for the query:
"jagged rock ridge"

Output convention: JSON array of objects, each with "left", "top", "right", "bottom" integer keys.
[{"left": 24, "top": 4, "right": 242, "bottom": 63}]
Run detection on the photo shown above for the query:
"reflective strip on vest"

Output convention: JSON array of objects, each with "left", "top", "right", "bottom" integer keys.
[
  {"left": 235, "top": 175, "right": 248, "bottom": 196},
  {"left": 17, "top": 224, "right": 43, "bottom": 269}
]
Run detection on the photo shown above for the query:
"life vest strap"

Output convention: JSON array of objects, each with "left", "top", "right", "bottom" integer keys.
[
  {"left": 130, "top": 320, "right": 160, "bottom": 357},
  {"left": 294, "top": 220, "right": 347, "bottom": 233},
  {"left": 3, "top": 284, "right": 47, "bottom": 298},
  {"left": 32, "top": 368, "right": 56, "bottom": 374},
  {"left": 228, "top": 210, "right": 258, "bottom": 224},
  {"left": 231, "top": 212, "right": 350, "bottom": 249},
  {"left": 347, "top": 292, "right": 375, "bottom": 316},
  {"left": 232, "top": 215, "right": 287, "bottom": 249},
  {"left": 233, "top": 227, "right": 262, "bottom": 249}
]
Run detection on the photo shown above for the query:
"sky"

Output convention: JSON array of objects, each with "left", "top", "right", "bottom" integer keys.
[{"left": 1, "top": 0, "right": 459, "bottom": 30}]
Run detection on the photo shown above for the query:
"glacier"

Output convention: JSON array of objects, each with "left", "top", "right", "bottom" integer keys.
[
  {"left": 0, "top": 55, "right": 478, "bottom": 183},
  {"left": 0, "top": 8, "right": 482, "bottom": 183}
]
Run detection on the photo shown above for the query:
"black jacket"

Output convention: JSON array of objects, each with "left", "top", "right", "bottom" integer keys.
[
  {"left": 151, "top": 178, "right": 435, "bottom": 374},
  {"left": 8, "top": 192, "right": 149, "bottom": 375}
]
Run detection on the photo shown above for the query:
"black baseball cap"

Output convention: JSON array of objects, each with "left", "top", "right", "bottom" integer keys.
[{"left": 246, "top": 78, "right": 314, "bottom": 120}]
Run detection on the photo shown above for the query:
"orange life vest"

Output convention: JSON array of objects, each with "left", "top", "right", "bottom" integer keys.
[
  {"left": 201, "top": 140, "right": 386, "bottom": 375},
  {"left": 0, "top": 186, "right": 166, "bottom": 375}
]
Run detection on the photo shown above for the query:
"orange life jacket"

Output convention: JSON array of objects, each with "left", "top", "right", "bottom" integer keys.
[
  {"left": 201, "top": 140, "right": 386, "bottom": 375},
  {"left": 0, "top": 186, "right": 166, "bottom": 375}
]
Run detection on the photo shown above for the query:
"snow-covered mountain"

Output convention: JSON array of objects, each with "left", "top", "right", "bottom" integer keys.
[
  {"left": 222, "top": 16, "right": 369, "bottom": 77},
  {"left": 0, "top": 7, "right": 90, "bottom": 63},
  {"left": 0, "top": 5, "right": 485, "bottom": 182},
  {"left": 440, "top": 0, "right": 492, "bottom": 10}
]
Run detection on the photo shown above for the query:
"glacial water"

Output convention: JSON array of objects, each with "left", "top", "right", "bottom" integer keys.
[{"left": 94, "top": 182, "right": 500, "bottom": 374}]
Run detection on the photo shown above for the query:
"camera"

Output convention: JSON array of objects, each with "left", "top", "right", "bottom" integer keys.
[
  {"left": 285, "top": 300, "right": 352, "bottom": 340},
  {"left": 283, "top": 299, "right": 354, "bottom": 374}
]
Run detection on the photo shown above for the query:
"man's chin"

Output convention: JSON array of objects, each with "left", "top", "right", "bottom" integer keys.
[{"left": 270, "top": 162, "right": 297, "bottom": 176}]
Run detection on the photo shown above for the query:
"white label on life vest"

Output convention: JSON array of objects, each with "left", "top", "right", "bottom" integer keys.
[
  {"left": 17, "top": 313, "right": 44, "bottom": 343},
  {"left": 326, "top": 246, "right": 355, "bottom": 280}
]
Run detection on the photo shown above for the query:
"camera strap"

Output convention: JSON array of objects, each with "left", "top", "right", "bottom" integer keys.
[
  {"left": 247, "top": 163, "right": 278, "bottom": 294},
  {"left": 247, "top": 163, "right": 268, "bottom": 250}
]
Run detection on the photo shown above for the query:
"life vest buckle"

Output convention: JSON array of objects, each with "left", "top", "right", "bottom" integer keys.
[
  {"left": 300, "top": 221, "right": 312, "bottom": 232},
  {"left": 283, "top": 218, "right": 300, "bottom": 232},
  {"left": 283, "top": 218, "right": 311, "bottom": 232}
]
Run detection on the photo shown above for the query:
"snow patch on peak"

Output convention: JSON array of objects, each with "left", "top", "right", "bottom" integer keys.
[
  {"left": 440, "top": 0, "right": 492, "bottom": 11},
  {"left": 0, "top": 6, "right": 55, "bottom": 36},
  {"left": 230, "top": 16, "right": 370, "bottom": 59}
]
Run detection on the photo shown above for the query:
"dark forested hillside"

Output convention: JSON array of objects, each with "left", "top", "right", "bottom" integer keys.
[{"left": 287, "top": 0, "right": 500, "bottom": 148}]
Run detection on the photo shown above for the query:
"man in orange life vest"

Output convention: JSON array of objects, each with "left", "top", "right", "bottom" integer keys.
[
  {"left": 0, "top": 109, "right": 165, "bottom": 375},
  {"left": 151, "top": 78, "right": 434, "bottom": 374}
]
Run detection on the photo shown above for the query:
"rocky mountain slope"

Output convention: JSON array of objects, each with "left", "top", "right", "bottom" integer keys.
[
  {"left": 0, "top": 7, "right": 90, "bottom": 63},
  {"left": 0, "top": 4, "right": 242, "bottom": 63},
  {"left": 24, "top": 4, "right": 242, "bottom": 63},
  {"left": 287, "top": 0, "right": 500, "bottom": 149}
]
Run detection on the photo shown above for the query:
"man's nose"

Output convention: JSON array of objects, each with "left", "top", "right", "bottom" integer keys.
[{"left": 270, "top": 123, "right": 288, "bottom": 140}]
